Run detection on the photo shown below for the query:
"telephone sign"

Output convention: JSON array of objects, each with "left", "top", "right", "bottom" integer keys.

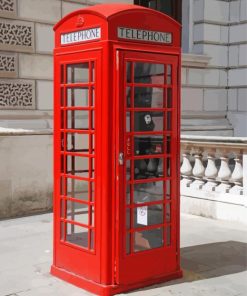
[
  {"left": 52, "top": 3, "right": 182, "bottom": 295},
  {"left": 117, "top": 27, "right": 172, "bottom": 43},
  {"left": 61, "top": 27, "right": 101, "bottom": 45}
]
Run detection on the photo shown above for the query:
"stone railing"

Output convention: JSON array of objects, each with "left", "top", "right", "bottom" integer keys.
[{"left": 180, "top": 135, "right": 247, "bottom": 196}]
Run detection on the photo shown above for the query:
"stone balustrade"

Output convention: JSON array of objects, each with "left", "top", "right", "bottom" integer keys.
[{"left": 180, "top": 135, "right": 247, "bottom": 196}]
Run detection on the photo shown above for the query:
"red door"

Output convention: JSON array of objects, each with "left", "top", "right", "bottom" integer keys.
[
  {"left": 53, "top": 50, "right": 101, "bottom": 282},
  {"left": 116, "top": 50, "right": 179, "bottom": 285}
]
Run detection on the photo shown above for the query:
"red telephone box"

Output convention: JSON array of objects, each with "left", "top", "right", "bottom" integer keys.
[{"left": 52, "top": 3, "right": 182, "bottom": 295}]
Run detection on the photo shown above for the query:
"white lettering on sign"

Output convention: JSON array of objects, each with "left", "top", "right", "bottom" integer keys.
[
  {"left": 61, "top": 27, "right": 101, "bottom": 45},
  {"left": 137, "top": 206, "right": 148, "bottom": 226},
  {"left": 117, "top": 27, "right": 172, "bottom": 44}
]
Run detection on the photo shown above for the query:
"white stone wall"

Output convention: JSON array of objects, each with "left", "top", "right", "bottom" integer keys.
[
  {"left": 0, "top": 0, "right": 136, "bottom": 218},
  {"left": 0, "top": 0, "right": 133, "bottom": 218},
  {"left": 0, "top": 0, "right": 245, "bottom": 131},
  {"left": 0, "top": 0, "right": 246, "bottom": 218},
  {"left": 227, "top": 0, "right": 247, "bottom": 136},
  {"left": 0, "top": 0, "right": 131, "bottom": 128},
  {"left": 183, "top": 0, "right": 247, "bottom": 136},
  {"left": 0, "top": 131, "right": 53, "bottom": 218},
  {"left": 1, "top": 0, "right": 244, "bottom": 135}
]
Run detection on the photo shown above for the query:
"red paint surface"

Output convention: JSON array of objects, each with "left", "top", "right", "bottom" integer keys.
[{"left": 53, "top": 4, "right": 182, "bottom": 295}]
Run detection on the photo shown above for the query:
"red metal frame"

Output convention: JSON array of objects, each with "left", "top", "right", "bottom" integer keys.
[
  {"left": 116, "top": 51, "right": 180, "bottom": 285},
  {"left": 52, "top": 4, "right": 182, "bottom": 295},
  {"left": 53, "top": 51, "right": 102, "bottom": 282}
]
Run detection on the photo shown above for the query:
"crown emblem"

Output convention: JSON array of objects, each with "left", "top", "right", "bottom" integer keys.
[{"left": 76, "top": 15, "right": 84, "bottom": 27}]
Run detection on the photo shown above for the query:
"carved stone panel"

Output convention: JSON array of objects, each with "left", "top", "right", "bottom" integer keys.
[
  {"left": 0, "top": 0, "right": 16, "bottom": 18},
  {"left": 0, "top": 52, "right": 17, "bottom": 78},
  {"left": 0, "top": 18, "right": 34, "bottom": 52},
  {"left": 0, "top": 79, "right": 35, "bottom": 109}
]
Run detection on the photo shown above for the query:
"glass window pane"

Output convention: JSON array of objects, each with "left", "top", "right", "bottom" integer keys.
[
  {"left": 60, "top": 199, "right": 65, "bottom": 218},
  {"left": 66, "top": 155, "right": 89, "bottom": 177},
  {"left": 166, "top": 136, "right": 171, "bottom": 153},
  {"left": 134, "top": 87, "right": 163, "bottom": 108},
  {"left": 133, "top": 181, "right": 164, "bottom": 203},
  {"left": 134, "top": 112, "right": 164, "bottom": 132},
  {"left": 126, "top": 87, "right": 131, "bottom": 108},
  {"left": 61, "top": 110, "right": 65, "bottom": 129},
  {"left": 91, "top": 134, "right": 95, "bottom": 154},
  {"left": 91, "top": 62, "right": 95, "bottom": 82},
  {"left": 166, "top": 158, "right": 171, "bottom": 177},
  {"left": 90, "top": 206, "right": 95, "bottom": 227},
  {"left": 134, "top": 158, "right": 163, "bottom": 179},
  {"left": 167, "top": 88, "right": 172, "bottom": 108},
  {"left": 90, "top": 230, "right": 95, "bottom": 250},
  {"left": 90, "top": 182, "right": 95, "bottom": 202},
  {"left": 91, "top": 110, "right": 95, "bottom": 130},
  {"left": 166, "top": 203, "right": 171, "bottom": 222},
  {"left": 66, "top": 223, "right": 88, "bottom": 248},
  {"left": 126, "top": 208, "right": 131, "bottom": 229},
  {"left": 67, "top": 63, "right": 89, "bottom": 83},
  {"left": 91, "top": 158, "right": 95, "bottom": 178},
  {"left": 166, "top": 226, "right": 171, "bottom": 246},
  {"left": 126, "top": 160, "right": 131, "bottom": 181},
  {"left": 60, "top": 155, "right": 64, "bottom": 173},
  {"left": 126, "top": 112, "right": 131, "bottom": 132},
  {"left": 160, "top": 0, "right": 172, "bottom": 15},
  {"left": 126, "top": 62, "right": 132, "bottom": 83},
  {"left": 134, "top": 204, "right": 163, "bottom": 228},
  {"left": 134, "top": 228, "right": 163, "bottom": 252},
  {"left": 60, "top": 176, "right": 65, "bottom": 195},
  {"left": 166, "top": 64, "right": 172, "bottom": 84},
  {"left": 67, "top": 110, "right": 89, "bottom": 130},
  {"left": 148, "top": 0, "right": 156, "bottom": 9},
  {"left": 61, "top": 88, "right": 64, "bottom": 106},
  {"left": 66, "top": 201, "right": 88, "bottom": 225},
  {"left": 66, "top": 88, "right": 89, "bottom": 107},
  {"left": 91, "top": 87, "right": 95, "bottom": 106},
  {"left": 66, "top": 133, "right": 90, "bottom": 153},
  {"left": 66, "top": 178, "right": 89, "bottom": 201},
  {"left": 166, "top": 111, "right": 172, "bottom": 131},
  {"left": 166, "top": 180, "right": 171, "bottom": 199},
  {"left": 134, "top": 135, "right": 163, "bottom": 156},
  {"left": 134, "top": 63, "right": 164, "bottom": 84},
  {"left": 126, "top": 183, "right": 131, "bottom": 204}
]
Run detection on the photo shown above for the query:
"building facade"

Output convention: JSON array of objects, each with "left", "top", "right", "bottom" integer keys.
[{"left": 0, "top": 0, "right": 246, "bottom": 219}]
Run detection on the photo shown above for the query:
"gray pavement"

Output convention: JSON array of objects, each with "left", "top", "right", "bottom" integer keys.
[{"left": 0, "top": 213, "right": 247, "bottom": 296}]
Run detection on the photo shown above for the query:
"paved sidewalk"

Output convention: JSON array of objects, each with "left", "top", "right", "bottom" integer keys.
[{"left": 0, "top": 213, "right": 246, "bottom": 296}]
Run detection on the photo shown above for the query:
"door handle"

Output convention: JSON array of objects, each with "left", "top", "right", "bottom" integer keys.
[{"left": 119, "top": 152, "right": 124, "bottom": 165}]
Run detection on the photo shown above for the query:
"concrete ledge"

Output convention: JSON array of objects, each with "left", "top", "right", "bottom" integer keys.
[
  {"left": 181, "top": 188, "right": 247, "bottom": 225},
  {"left": 181, "top": 134, "right": 247, "bottom": 149},
  {"left": 0, "top": 127, "right": 52, "bottom": 136},
  {"left": 182, "top": 53, "right": 211, "bottom": 68}
]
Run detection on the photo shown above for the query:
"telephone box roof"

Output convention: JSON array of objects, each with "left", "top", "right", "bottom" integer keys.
[{"left": 54, "top": 3, "right": 181, "bottom": 31}]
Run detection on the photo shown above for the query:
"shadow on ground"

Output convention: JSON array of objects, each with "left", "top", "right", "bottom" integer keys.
[{"left": 138, "top": 241, "right": 247, "bottom": 292}]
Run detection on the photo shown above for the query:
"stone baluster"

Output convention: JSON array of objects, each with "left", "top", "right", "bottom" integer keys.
[
  {"left": 190, "top": 148, "right": 205, "bottom": 189},
  {"left": 229, "top": 151, "right": 243, "bottom": 195},
  {"left": 202, "top": 149, "right": 218, "bottom": 191},
  {"left": 215, "top": 150, "right": 232, "bottom": 193},
  {"left": 180, "top": 145, "right": 193, "bottom": 187}
]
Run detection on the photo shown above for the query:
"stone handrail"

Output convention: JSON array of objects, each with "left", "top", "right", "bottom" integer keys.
[
  {"left": 180, "top": 135, "right": 247, "bottom": 196},
  {"left": 0, "top": 127, "right": 53, "bottom": 136}
]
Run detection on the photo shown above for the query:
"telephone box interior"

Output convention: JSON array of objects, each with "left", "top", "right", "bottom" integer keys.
[{"left": 52, "top": 3, "right": 182, "bottom": 296}]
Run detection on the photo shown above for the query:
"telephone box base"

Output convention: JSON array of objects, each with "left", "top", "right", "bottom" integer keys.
[{"left": 51, "top": 265, "right": 183, "bottom": 296}]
